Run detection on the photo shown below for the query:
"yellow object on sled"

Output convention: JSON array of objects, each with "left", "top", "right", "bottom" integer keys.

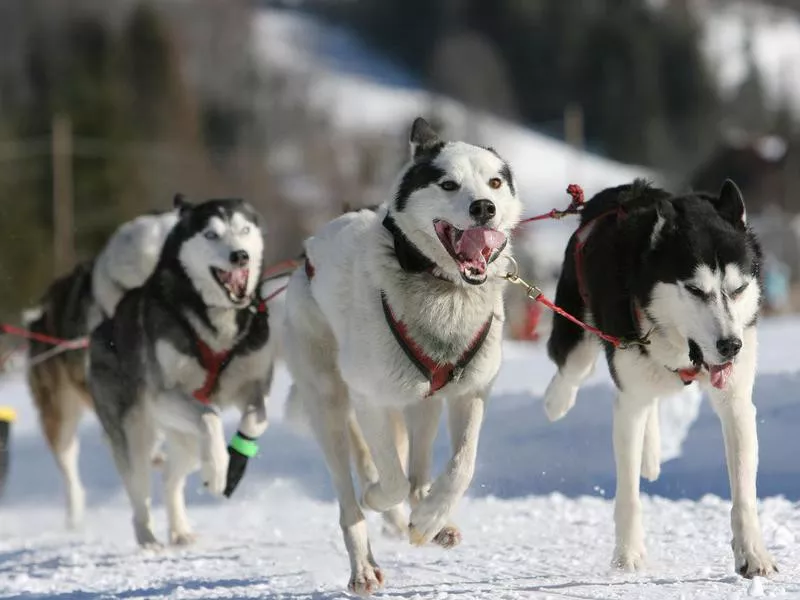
[{"left": 0, "top": 406, "right": 16, "bottom": 423}]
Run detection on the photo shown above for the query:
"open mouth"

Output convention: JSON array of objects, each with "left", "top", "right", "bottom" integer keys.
[
  {"left": 210, "top": 267, "right": 250, "bottom": 304},
  {"left": 433, "top": 220, "right": 507, "bottom": 285}
]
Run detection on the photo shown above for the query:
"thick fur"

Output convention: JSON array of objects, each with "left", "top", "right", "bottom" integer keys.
[
  {"left": 89, "top": 197, "right": 275, "bottom": 548},
  {"left": 543, "top": 179, "right": 776, "bottom": 578},
  {"left": 283, "top": 118, "right": 521, "bottom": 595},
  {"left": 24, "top": 210, "right": 178, "bottom": 528}
]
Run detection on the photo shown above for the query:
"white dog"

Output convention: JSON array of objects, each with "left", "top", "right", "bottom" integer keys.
[{"left": 283, "top": 117, "right": 522, "bottom": 595}]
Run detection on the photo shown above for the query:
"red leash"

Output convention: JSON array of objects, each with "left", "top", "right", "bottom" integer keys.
[{"left": 0, "top": 324, "right": 88, "bottom": 349}]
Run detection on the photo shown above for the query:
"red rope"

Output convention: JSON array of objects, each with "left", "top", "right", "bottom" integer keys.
[
  {"left": 534, "top": 294, "right": 626, "bottom": 348},
  {"left": 262, "top": 258, "right": 301, "bottom": 279},
  {"left": 263, "top": 284, "right": 288, "bottom": 304},
  {"left": 515, "top": 183, "right": 586, "bottom": 228},
  {"left": 0, "top": 324, "right": 88, "bottom": 348}
]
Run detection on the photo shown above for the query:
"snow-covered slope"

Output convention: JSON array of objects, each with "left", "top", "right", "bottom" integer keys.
[
  {"left": 2, "top": 317, "right": 800, "bottom": 598},
  {"left": 701, "top": 0, "right": 800, "bottom": 112},
  {"left": 255, "top": 9, "right": 658, "bottom": 273}
]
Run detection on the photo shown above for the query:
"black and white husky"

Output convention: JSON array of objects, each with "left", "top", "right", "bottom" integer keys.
[
  {"left": 544, "top": 179, "right": 776, "bottom": 578},
  {"left": 24, "top": 209, "right": 178, "bottom": 528},
  {"left": 283, "top": 118, "right": 521, "bottom": 595},
  {"left": 89, "top": 195, "right": 275, "bottom": 548}
]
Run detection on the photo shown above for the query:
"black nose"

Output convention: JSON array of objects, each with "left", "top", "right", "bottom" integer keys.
[
  {"left": 469, "top": 199, "right": 496, "bottom": 224},
  {"left": 229, "top": 250, "right": 249, "bottom": 267},
  {"left": 716, "top": 337, "right": 742, "bottom": 360}
]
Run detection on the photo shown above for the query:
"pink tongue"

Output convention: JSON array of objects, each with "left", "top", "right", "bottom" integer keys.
[
  {"left": 230, "top": 268, "right": 249, "bottom": 294},
  {"left": 709, "top": 363, "right": 733, "bottom": 389},
  {"left": 454, "top": 228, "right": 507, "bottom": 272}
]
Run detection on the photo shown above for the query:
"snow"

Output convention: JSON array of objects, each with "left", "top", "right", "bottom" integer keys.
[
  {"left": 701, "top": 0, "right": 800, "bottom": 114},
  {"left": 3, "top": 316, "right": 800, "bottom": 598}
]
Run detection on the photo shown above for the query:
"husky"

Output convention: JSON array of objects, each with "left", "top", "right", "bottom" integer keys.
[
  {"left": 283, "top": 118, "right": 521, "bottom": 594},
  {"left": 24, "top": 209, "right": 178, "bottom": 528},
  {"left": 89, "top": 195, "right": 274, "bottom": 548},
  {"left": 543, "top": 179, "right": 777, "bottom": 578}
]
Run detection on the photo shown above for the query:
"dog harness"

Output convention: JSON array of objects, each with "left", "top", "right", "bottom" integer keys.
[
  {"left": 381, "top": 292, "right": 493, "bottom": 396},
  {"left": 191, "top": 292, "right": 268, "bottom": 405}
]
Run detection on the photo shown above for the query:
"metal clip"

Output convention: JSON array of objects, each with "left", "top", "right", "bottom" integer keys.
[{"left": 503, "top": 256, "right": 543, "bottom": 300}]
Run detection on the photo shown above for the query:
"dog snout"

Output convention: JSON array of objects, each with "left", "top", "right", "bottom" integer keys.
[
  {"left": 716, "top": 336, "right": 742, "bottom": 360},
  {"left": 469, "top": 199, "right": 496, "bottom": 225},
  {"left": 229, "top": 250, "right": 249, "bottom": 267}
]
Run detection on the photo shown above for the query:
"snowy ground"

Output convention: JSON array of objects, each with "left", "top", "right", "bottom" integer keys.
[{"left": 2, "top": 316, "right": 800, "bottom": 599}]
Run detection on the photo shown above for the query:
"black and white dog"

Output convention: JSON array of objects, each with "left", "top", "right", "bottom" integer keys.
[
  {"left": 544, "top": 179, "right": 776, "bottom": 578},
  {"left": 283, "top": 118, "right": 521, "bottom": 595},
  {"left": 89, "top": 195, "right": 275, "bottom": 548}
]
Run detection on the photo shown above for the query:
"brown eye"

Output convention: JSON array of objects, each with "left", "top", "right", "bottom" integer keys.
[{"left": 489, "top": 177, "right": 503, "bottom": 189}]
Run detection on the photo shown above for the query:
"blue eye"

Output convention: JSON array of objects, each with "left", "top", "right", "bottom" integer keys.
[
  {"left": 684, "top": 284, "right": 707, "bottom": 299},
  {"left": 204, "top": 230, "right": 219, "bottom": 240},
  {"left": 730, "top": 283, "right": 749, "bottom": 299},
  {"left": 439, "top": 180, "right": 459, "bottom": 192},
  {"left": 241, "top": 226, "right": 251, "bottom": 235}
]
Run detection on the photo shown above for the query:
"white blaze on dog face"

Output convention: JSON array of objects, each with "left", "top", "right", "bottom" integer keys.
[
  {"left": 648, "top": 263, "right": 757, "bottom": 368},
  {"left": 391, "top": 119, "right": 522, "bottom": 285},
  {"left": 179, "top": 209, "right": 264, "bottom": 308}
]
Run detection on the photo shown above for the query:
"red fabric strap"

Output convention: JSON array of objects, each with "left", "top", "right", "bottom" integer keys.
[{"left": 192, "top": 339, "right": 231, "bottom": 404}]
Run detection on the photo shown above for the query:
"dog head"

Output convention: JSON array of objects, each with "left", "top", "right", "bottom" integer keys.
[
  {"left": 642, "top": 180, "right": 761, "bottom": 388},
  {"left": 388, "top": 118, "right": 522, "bottom": 285},
  {"left": 169, "top": 194, "right": 265, "bottom": 309}
]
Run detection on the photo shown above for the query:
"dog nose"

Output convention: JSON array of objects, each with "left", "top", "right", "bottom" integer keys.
[
  {"left": 716, "top": 337, "right": 742, "bottom": 360},
  {"left": 229, "top": 250, "right": 249, "bottom": 267},
  {"left": 469, "top": 199, "right": 496, "bottom": 224}
]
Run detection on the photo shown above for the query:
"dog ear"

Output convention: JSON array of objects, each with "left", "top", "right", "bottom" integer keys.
[
  {"left": 650, "top": 200, "right": 676, "bottom": 248},
  {"left": 714, "top": 179, "right": 747, "bottom": 229},
  {"left": 409, "top": 117, "right": 442, "bottom": 159},
  {"left": 173, "top": 193, "right": 192, "bottom": 215}
]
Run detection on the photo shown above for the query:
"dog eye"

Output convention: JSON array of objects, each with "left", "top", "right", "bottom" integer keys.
[
  {"left": 729, "top": 282, "right": 749, "bottom": 299},
  {"left": 204, "top": 230, "right": 219, "bottom": 240},
  {"left": 684, "top": 284, "right": 707, "bottom": 299},
  {"left": 439, "top": 180, "right": 459, "bottom": 192},
  {"left": 489, "top": 177, "right": 503, "bottom": 189},
  {"left": 241, "top": 226, "right": 251, "bottom": 235}
]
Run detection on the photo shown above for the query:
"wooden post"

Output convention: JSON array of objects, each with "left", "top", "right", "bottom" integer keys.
[
  {"left": 52, "top": 114, "right": 74, "bottom": 277},
  {"left": 564, "top": 104, "right": 584, "bottom": 151}
]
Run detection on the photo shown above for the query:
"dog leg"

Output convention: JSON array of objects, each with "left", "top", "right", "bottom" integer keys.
[
  {"left": 611, "top": 394, "right": 652, "bottom": 570},
  {"left": 355, "top": 402, "right": 410, "bottom": 513},
  {"left": 310, "top": 393, "right": 383, "bottom": 595},
  {"left": 347, "top": 414, "right": 408, "bottom": 539},
  {"left": 544, "top": 335, "right": 599, "bottom": 421},
  {"left": 163, "top": 430, "right": 200, "bottom": 546},
  {"left": 708, "top": 329, "right": 776, "bottom": 578},
  {"left": 406, "top": 399, "right": 459, "bottom": 548},
  {"left": 199, "top": 408, "right": 229, "bottom": 497},
  {"left": 640, "top": 402, "right": 661, "bottom": 482},
  {"left": 49, "top": 389, "right": 86, "bottom": 529},
  {"left": 408, "top": 395, "right": 483, "bottom": 546},
  {"left": 117, "top": 407, "right": 161, "bottom": 549}
]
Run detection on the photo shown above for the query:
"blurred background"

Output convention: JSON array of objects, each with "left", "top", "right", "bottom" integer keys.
[{"left": 0, "top": 0, "right": 799, "bottom": 332}]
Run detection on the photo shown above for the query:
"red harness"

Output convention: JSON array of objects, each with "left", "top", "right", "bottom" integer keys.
[
  {"left": 305, "top": 257, "right": 491, "bottom": 396},
  {"left": 193, "top": 340, "right": 232, "bottom": 404},
  {"left": 191, "top": 294, "right": 268, "bottom": 405},
  {"left": 381, "top": 293, "right": 492, "bottom": 396}
]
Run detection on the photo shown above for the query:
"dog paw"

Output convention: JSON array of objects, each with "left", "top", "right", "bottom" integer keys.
[
  {"left": 734, "top": 540, "right": 778, "bottom": 579},
  {"left": 170, "top": 531, "right": 197, "bottom": 546},
  {"left": 432, "top": 524, "right": 462, "bottom": 549},
  {"left": 543, "top": 375, "right": 578, "bottom": 422},
  {"left": 348, "top": 563, "right": 384, "bottom": 596},
  {"left": 612, "top": 545, "right": 646, "bottom": 571},
  {"left": 201, "top": 452, "right": 229, "bottom": 497},
  {"left": 409, "top": 498, "right": 451, "bottom": 547}
]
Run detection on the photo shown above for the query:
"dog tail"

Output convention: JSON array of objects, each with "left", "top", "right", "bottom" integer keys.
[
  {"left": 641, "top": 402, "right": 661, "bottom": 482},
  {"left": 284, "top": 384, "right": 312, "bottom": 437}
]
